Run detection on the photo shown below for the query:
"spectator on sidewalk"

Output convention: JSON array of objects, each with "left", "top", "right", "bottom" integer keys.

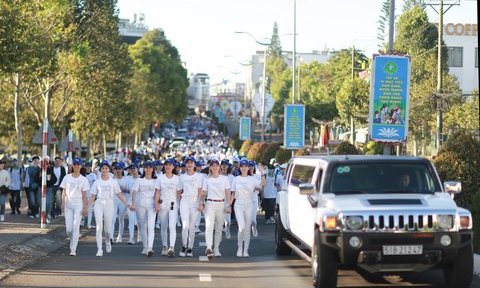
[
  {"left": 8, "top": 159, "right": 24, "bottom": 215},
  {"left": 45, "top": 158, "right": 57, "bottom": 224},
  {"left": 0, "top": 159, "right": 12, "bottom": 222},
  {"left": 52, "top": 157, "right": 66, "bottom": 219},
  {"left": 262, "top": 165, "right": 280, "bottom": 224},
  {"left": 25, "top": 156, "right": 41, "bottom": 218}
]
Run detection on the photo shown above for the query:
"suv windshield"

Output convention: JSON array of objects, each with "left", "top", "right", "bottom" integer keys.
[{"left": 328, "top": 162, "right": 441, "bottom": 195}]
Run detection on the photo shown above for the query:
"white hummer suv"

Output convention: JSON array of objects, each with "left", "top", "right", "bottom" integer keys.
[{"left": 275, "top": 155, "right": 473, "bottom": 288}]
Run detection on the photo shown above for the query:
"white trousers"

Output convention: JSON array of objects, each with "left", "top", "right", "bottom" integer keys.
[
  {"left": 180, "top": 198, "right": 199, "bottom": 249},
  {"left": 204, "top": 201, "right": 225, "bottom": 249},
  {"left": 136, "top": 204, "right": 156, "bottom": 250},
  {"left": 159, "top": 200, "right": 178, "bottom": 248},
  {"left": 65, "top": 201, "right": 83, "bottom": 252},
  {"left": 94, "top": 200, "right": 113, "bottom": 249},
  {"left": 112, "top": 194, "right": 136, "bottom": 241},
  {"left": 252, "top": 195, "right": 259, "bottom": 226},
  {"left": 235, "top": 201, "right": 253, "bottom": 250}
]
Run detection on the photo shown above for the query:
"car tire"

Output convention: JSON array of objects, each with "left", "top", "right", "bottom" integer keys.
[
  {"left": 443, "top": 243, "right": 473, "bottom": 288},
  {"left": 312, "top": 229, "right": 337, "bottom": 288},
  {"left": 275, "top": 212, "right": 292, "bottom": 255}
]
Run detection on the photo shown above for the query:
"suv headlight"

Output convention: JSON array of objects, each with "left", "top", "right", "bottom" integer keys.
[
  {"left": 345, "top": 216, "right": 363, "bottom": 230},
  {"left": 437, "top": 215, "right": 454, "bottom": 229}
]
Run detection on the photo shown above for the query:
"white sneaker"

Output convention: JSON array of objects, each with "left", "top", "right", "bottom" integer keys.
[
  {"left": 128, "top": 239, "right": 135, "bottom": 245},
  {"left": 96, "top": 249, "right": 103, "bottom": 257},
  {"left": 141, "top": 248, "right": 148, "bottom": 255},
  {"left": 236, "top": 247, "right": 243, "bottom": 257},
  {"left": 46, "top": 218, "right": 51, "bottom": 224},
  {"left": 205, "top": 247, "right": 213, "bottom": 259},
  {"left": 186, "top": 248, "right": 193, "bottom": 257},
  {"left": 106, "top": 241, "right": 112, "bottom": 253},
  {"left": 147, "top": 249, "right": 154, "bottom": 257},
  {"left": 176, "top": 220, "right": 181, "bottom": 227},
  {"left": 115, "top": 236, "right": 122, "bottom": 243},
  {"left": 88, "top": 225, "right": 95, "bottom": 229},
  {"left": 0, "top": 215, "right": 4, "bottom": 222},
  {"left": 70, "top": 250, "right": 76, "bottom": 256},
  {"left": 161, "top": 246, "right": 168, "bottom": 256},
  {"left": 213, "top": 248, "right": 221, "bottom": 257},
  {"left": 225, "top": 228, "right": 231, "bottom": 239},
  {"left": 252, "top": 225, "right": 258, "bottom": 237},
  {"left": 194, "top": 227, "right": 201, "bottom": 233},
  {"left": 155, "top": 223, "right": 160, "bottom": 229},
  {"left": 167, "top": 247, "right": 175, "bottom": 257},
  {"left": 137, "top": 236, "right": 142, "bottom": 242},
  {"left": 243, "top": 250, "right": 250, "bottom": 258},
  {"left": 179, "top": 246, "right": 187, "bottom": 257}
]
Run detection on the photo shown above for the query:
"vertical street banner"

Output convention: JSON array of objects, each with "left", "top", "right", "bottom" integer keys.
[
  {"left": 239, "top": 117, "right": 251, "bottom": 140},
  {"left": 284, "top": 104, "right": 305, "bottom": 149},
  {"left": 369, "top": 55, "right": 411, "bottom": 142}
]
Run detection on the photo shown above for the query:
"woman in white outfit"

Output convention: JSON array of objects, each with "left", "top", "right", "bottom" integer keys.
[
  {"left": 111, "top": 162, "right": 131, "bottom": 243},
  {"left": 179, "top": 156, "right": 203, "bottom": 257},
  {"left": 60, "top": 158, "right": 90, "bottom": 256},
  {"left": 131, "top": 160, "right": 159, "bottom": 256},
  {"left": 84, "top": 162, "right": 97, "bottom": 228},
  {"left": 126, "top": 163, "right": 140, "bottom": 244},
  {"left": 231, "top": 159, "right": 265, "bottom": 257},
  {"left": 248, "top": 161, "right": 265, "bottom": 237},
  {"left": 199, "top": 159, "right": 231, "bottom": 259},
  {"left": 157, "top": 158, "right": 181, "bottom": 257},
  {"left": 220, "top": 159, "right": 234, "bottom": 239},
  {"left": 89, "top": 161, "right": 131, "bottom": 257}
]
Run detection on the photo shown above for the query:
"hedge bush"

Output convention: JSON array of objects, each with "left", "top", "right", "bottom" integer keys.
[
  {"left": 295, "top": 148, "right": 310, "bottom": 156},
  {"left": 229, "top": 135, "right": 243, "bottom": 152},
  {"left": 261, "top": 142, "right": 281, "bottom": 165},
  {"left": 247, "top": 142, "right": 269, "bottom": 163},
  {"left": 275, "top": 148, "right": 292, "bottom": 164},
  {"left": 239, "top": 139, "right": 254, "bottom": 156},
  {"left": 364, "top": 141, "right": 383, "bottom": 155},
  {"left": 334, "top": 141, "right": 361, "bottom": 155},
  {"left": 433, "top": 130, "right": 480, "bottom": 252}
]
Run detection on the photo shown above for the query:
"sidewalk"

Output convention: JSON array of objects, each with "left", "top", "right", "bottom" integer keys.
[{"left": 0, "top": 194, "right": 90, "bottom": 281}]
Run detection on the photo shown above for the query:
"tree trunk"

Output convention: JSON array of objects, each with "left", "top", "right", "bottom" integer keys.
[{"left": 14, "top": 73, "right": 23, "bottom": 161}]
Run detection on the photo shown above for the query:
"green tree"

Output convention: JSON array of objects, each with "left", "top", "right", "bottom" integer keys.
[
  {"left": 128, "top": 29, "right": 188, "bottom": 138},
  {"left": 336, "top": 78, "right": 370, "bottom": 126},
  {"left": 376, "top": 0, "right": 390, "bottom": 51},
  {"left": 268, "top": 22, "right": 282, "bottom": 58},
  {"left": 68, "top": 0, "right": 133, "bottom": 154},
  {"left": 394, "top": 6, "right": 460, "bottom": 154}
]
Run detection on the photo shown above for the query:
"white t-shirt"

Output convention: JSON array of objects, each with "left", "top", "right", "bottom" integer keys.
[
  {"left": 90, "top": 177, "right": 121, "bottom": 203},
  {"left": 180, "top": 173, "right": 203, "bottom": 199},
  {"left": 202, "top": 175, "right": 230, "bottom": 201},
  {"left": 232, "top": 175, "right": 261, "bottom": 205},
  {"left": 115, "top": 176, "right": 130, "bottom": 194},
  {"left": 132, "top": 177, "right": 157, "bottom": 207},
  {"left": 8, "top": 168, "right": 22, "bottom": 191},
  {"left": 158, "top": 174, "right": 181, "bottom": 203},
  {"left": 263, "top": 174, "right": 277, "bottom": 199},
  {"left": 60, "top": 174, "right": 90, "bottom": 203},
  {"left": 53, "top": 167, "right": 62, "bottom": 186}
]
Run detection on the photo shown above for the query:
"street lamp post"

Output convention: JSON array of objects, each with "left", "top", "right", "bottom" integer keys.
[{"left": 235, "top": 31, "right": 270, "bottom": 142}]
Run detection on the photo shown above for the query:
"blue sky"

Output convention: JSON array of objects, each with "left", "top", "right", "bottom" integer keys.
[{"left": 117, "top": 0, "right": 477, "bottom": 84}]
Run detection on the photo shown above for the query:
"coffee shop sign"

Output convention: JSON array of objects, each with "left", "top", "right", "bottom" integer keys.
[{"left": 444, "top": 23, "right": 477, "bottom": 36}]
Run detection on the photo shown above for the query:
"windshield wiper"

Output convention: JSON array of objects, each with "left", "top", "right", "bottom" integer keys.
[
  {"left": 334, "top": 190, "right": 368, "bottom": 195},
  {"left": 381, "top": 189, "right": 427, "bottom": 194}
]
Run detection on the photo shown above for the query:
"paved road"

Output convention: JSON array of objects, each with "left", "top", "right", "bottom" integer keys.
[{"left": 1, "top": 215, "right": 479, "bottom": 288}]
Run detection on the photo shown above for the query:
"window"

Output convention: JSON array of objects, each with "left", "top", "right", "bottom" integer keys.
[
  {"left": 290, "top": 164, "right": 316, "bottom": 187},
  {"left": 447, "top": 47, "right": 463, "bottom": 67}
]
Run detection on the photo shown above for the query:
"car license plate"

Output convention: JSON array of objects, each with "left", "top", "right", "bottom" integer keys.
[{"left": 382, "top": 245, "right": 423, "bottom": 255}]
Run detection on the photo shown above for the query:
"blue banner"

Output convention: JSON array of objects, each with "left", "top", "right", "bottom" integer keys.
[
  {"left": 239, "top": 117, "right": 251, "bottom": 140},
  {"left": 284, "top": 104, "right": 305, "bottom": 149},
  {"left": 369, "top": 55, "right": 411, "bottom": 142}
]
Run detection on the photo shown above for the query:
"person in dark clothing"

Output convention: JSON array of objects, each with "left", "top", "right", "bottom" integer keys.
[
  {"left": 26, "top": 156, "right": 41, "bottom": 218},
  {"left": 51, "top": 157, "right": 66, "bottom": 218}
]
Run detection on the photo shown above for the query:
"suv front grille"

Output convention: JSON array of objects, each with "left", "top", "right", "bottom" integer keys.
[{"left": 366, "top": 214, "right": 434, "bottom": 231}]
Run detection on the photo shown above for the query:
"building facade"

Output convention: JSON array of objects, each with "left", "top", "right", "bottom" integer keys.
[
  {"left": 118, "top": 14, "right": 148, "bottom": 44},
  {"left": 443, "top": 23, "right": 478, "bottom": 95}
]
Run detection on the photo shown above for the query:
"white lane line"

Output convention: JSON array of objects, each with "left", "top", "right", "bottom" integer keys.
[
  {"left": 199, "top": 256, "right": 209, "bottom": 262},
  {"left": 199, "top": 273, "right": 212, "bottom": 282},
  {"left": 199, "top": 241, "right": 206, "bottom": 247}
]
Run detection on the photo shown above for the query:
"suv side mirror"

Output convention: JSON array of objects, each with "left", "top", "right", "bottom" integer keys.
[
  {"left": 299, "top": 183, "right": 315, "bottom": 195},
  {"left": 444, "top": 181, "right": 462, "bottom": 195}
]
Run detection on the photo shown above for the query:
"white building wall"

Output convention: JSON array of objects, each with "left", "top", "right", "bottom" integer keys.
[{"left": 443, "top": 23, "right": 478, "bottom": 94}]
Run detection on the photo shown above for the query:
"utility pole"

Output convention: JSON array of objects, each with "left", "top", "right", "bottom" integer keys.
[
  {"left": 426, "top": 0, "right": 460, "bottom": 153},
  {"left": 350, "top": 46, "right": 356, "bottom": 145}
]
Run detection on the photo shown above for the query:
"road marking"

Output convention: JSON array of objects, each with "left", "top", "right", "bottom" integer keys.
[
  {"left": 199, "top": 241, "right": 206, "bottom": 247},
  {"left": 199, "top": 256, "right": 209, "bottom": 262},
  {"left": 199, "top": 273, "right": 212, "bottom": 282}
]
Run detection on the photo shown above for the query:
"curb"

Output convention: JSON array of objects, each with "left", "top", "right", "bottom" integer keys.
[
  {"left": 0, "top": 224, "right": 90, "bottom": 282},
  {"left": 475, "top": 254, "right": 480, "bottom": 276}
]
